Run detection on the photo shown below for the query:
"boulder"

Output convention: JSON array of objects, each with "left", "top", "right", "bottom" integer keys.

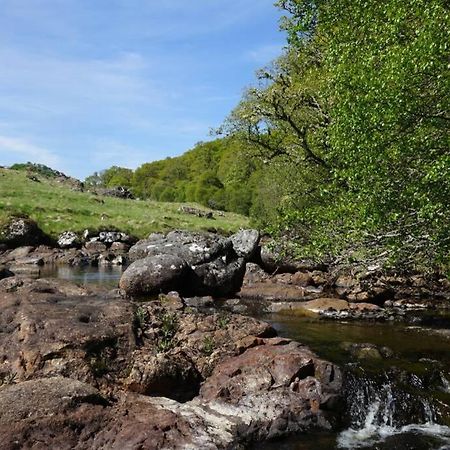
[
  {"left": 98, "top": 231, "right": 132, "bottom": 244},
  {"left": 129, "top": 230, "right": 228, "bottom": 264},
  {"left": 198, "top": 339, "right": 343, "bottom": 440},
  {"left": 84, "top": 240, "right": 108, "bottom": 254},
  {"left": 229, "top": 229, "right": 260, "bottom": 260},
  {"left": 192, "top": 256, "right": 246, "bottom": 297},
  {"left": 109, "top": 241, "right": 130, "bottom": 252},
  {"left": 119, "top": 254, "right": 189, "bottom": 296},
  {"left": 5, "top": 245, "right": 35, "bottom": 260},
  {"left": 0, "top": 216, "right": 47, "bottom": 248},
  {"left": 57, "top": 231, "right": 80, "bottom": 248},
  {"left": 95, "top": 186, "right": 134, "bottom": 199},
  {"left": 301, "top": 298, "right": 350, "bottom": 313},
  {"left": 341, "top": 342, "right": 394, "bottom": 360},
  {"left": 125, "top": 230, "right": 255, "bottom": 297}
]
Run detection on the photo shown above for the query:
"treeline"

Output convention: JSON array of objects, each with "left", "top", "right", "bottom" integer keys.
[
  {"left": 88, "top": 0, "right": 449, "bottom": 270},
  {"left": 85, "top": 138, "right": 262, "bottom": 216}
]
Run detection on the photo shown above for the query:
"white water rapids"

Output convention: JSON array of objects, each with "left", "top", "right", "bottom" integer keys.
[{"left": 337, "top": 380, "right": 450, "bottom": 449}]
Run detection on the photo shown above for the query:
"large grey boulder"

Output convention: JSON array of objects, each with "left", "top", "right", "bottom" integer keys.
[
  {"left": 123, "top": 230, "right": 258, "bottom": 297},
  {"left": 119, "top": 254, "right": 188, "bottom": 296},
  {"left": 229, "top": 229, "right": 260, "bottom": 260},
  {"left": 192, "top": 256, "right": 246, "bottom": 297},
  {"left": 0, "top": 216, "right": 47, "bottom": 248},
  {"left": 129, "top": 230, "right": 228, "bottom": 264}
]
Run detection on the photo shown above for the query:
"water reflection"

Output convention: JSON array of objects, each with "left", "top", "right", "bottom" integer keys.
[{"left": 39, "top": 265, "right": 124, "bottom": 287}]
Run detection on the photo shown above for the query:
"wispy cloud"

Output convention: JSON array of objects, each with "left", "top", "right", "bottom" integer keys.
[
  {"left": 246, "top": 43, "right": 284, "bottom": 64},
  {"left": 0, "top": 135, "right": 61, "bottom": 168},
  {"left": 0, "top": 48, "right": 161, "bottom": 118}
]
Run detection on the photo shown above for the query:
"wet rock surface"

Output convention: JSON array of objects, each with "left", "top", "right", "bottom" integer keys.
[{"left": 0, "top": 277, "right": 343, "bottom": 449}]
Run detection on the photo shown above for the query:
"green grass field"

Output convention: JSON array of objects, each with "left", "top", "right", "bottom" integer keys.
[{"left": 0, "top": 168, "right": 249, "bottom": 240}]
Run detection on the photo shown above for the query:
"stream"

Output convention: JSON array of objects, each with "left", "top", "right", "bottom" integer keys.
[{"left": 40, "top": 266, "right": 450, "bottom": 449}]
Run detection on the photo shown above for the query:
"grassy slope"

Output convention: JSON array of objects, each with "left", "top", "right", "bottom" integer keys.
[{"left": 0, "top": 168, "right": 249, "bottom": 239}]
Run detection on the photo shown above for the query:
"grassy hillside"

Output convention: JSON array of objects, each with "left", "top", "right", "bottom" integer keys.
[{"left": 0, "top": 168, "right": 249, "bottom": 240}]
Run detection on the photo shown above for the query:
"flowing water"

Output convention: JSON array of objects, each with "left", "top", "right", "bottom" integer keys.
[
  {"left": 41, "top": 266, "right": 450, "bottom": 449},
  {"left": 259, "top": 313, "right": 450, "bottom": 449}
]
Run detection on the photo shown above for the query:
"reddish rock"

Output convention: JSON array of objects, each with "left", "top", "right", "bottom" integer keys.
[
  {"left": 239, "top": 282, "right": 307, "bottom": 301},
  {"left": 0, "top": 278, "right": 135, "bottom": 387},
  {"left": 199, "top": 339, "right": 343, "bottom": 440},
  {"left": 84, "top": 241, "right": 108, "bottom": 254}
]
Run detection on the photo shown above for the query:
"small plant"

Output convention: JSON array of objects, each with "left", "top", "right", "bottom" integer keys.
[
  {"left": 156, "top": 312, "right": 178, "bottom": 352},
  {"left": 90, "top": 356, "right": 110, "bottom": 377},
  {"left": 216, "top": 313, "right": 230, "bottom": 329},
  {"left": 134, "top": 306, "right": 148, "bottom": 329},
  {"left": 202, "top": 336, "right": 215, "bottom": 356}
]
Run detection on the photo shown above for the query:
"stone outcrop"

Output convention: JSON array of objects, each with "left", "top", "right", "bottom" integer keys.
[
  {"left": 94, "top": 186, "right": 134, "bottom": 199},
  {"left": 0, "top": 231, "right": 134, "bottom": 269},
  {"left": 0, "top": 216, "right": 49, "bottom": 248},
  {"left": 0, "top": 278, "right": 135, "bottom": 387},
  {"left": 57, "top": 230, "right": 81, "bottom": 248},
  {"left": 0, "top": 277, "right": 343, "bottom": 449},
  {"left": 122, "top": 230, "right": 258, "bottom": 297},
  {"left": 198, "top": 339, "right": 343, "bottom": 441}
]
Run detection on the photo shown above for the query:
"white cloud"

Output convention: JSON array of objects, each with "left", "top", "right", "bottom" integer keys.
[{"left": 0, "top": 135, "right": 61, "bottom": 168}]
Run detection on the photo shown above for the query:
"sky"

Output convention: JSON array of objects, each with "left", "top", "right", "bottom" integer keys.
[{"left": 0, "top": 0, "right": 285, "bottom": 179}]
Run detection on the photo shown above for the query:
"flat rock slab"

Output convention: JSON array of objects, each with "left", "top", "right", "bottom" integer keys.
[{"left": 0, "top": 278, "right": 135, "bottom": 385}]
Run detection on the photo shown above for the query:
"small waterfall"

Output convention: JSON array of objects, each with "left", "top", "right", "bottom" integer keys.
[
  {"left": 338, "top": 369, "right": 450, "bottom": 449},
  {"left": 440, "top": 372, "right": 450, "bottom": 394}
]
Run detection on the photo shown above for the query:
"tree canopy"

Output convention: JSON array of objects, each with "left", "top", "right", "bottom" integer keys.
[{"left": 87, "top": 0, "right": 449, "bottom": 271}]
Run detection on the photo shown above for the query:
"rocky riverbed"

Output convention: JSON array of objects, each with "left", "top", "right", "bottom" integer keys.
[
  {"left": 1, "top": 227, "right": 450, "bottom": 448},
  {"left": 0, "top": 276, "right": 342, "bottom": 449},
  {"left": 2, "top": 226, "right": 449, "bottom": 321}
]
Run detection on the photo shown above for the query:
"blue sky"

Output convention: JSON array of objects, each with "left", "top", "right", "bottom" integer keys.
[{"left": 0, "top": 0, "right": 285, "bottom": 179}]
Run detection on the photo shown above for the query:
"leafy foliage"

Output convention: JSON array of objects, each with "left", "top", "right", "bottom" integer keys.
[
  {"left": 86, "top": 138, "right": 263, "bottom": 216},
  {"left": 226, "top": 0, "right": 450, "bottom": 270}
]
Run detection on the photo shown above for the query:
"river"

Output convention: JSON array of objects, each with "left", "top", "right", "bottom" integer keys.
[{"left": 40, "top": 266, "right": 450, "bottom": 449}]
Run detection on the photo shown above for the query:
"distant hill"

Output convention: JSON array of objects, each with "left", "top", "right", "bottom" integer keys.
[
  {"left": 0, "top": 167, "right": 248, "bottom": 241},
  {"left": 9, "top": 162, "right": 84, "bottom": 191}
]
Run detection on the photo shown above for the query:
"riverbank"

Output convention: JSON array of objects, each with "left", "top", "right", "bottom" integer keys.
[
  {"left": 1, "top": 228, "right": 450, "bottom": 448},
  {"left": 0, "top": 275, "right": 343, "bottom": 448}
]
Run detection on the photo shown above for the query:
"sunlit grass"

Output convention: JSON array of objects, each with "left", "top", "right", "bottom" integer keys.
[{"left": 0, "top": 169, "right": 249, "bottom": 239}]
